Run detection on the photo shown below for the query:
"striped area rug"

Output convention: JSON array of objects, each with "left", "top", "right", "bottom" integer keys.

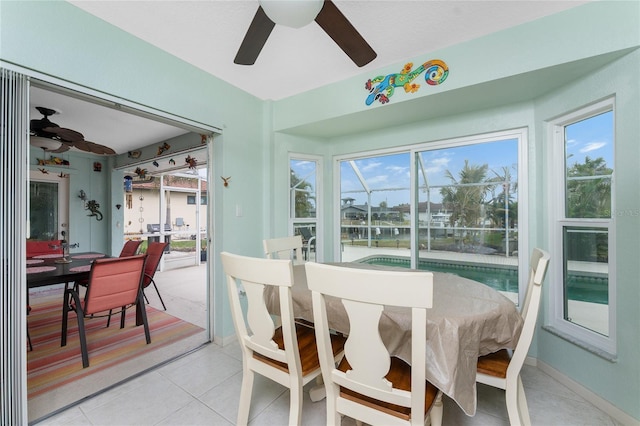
[{"left": 27, "top": 292, "right": 204, "bottom": 399}]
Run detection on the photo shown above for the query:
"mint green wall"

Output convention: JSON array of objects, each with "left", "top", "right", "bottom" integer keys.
[
  {"left": 534, "top": 49, "right": 640, "bottom": 418},
  {"left": 28, "top": 147, "right": 114, "bottom": 255},
  {"left": 268, "top": 1, "right": 639, "bottom": 420},
  {"left": 2, "top": 0, "right": 265, "bottom": 341}
]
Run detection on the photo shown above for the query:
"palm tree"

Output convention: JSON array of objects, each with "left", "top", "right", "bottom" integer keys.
[
  {"left": 440, "top": 161, "right": 489, "bottom": 248},
  {"left": 290, "top": 169, "right": 315, "bottom": 218},
  {"left": 566, "top": 156, "right": 612, "bottom": 218}
]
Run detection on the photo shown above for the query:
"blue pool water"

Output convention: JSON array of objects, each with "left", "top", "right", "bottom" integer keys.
[{"left": 357, "top": 256, "right": 607, "bottom": 304}]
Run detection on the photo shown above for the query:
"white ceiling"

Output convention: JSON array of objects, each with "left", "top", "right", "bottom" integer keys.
[
  {"left": 31, "top": 1, "right": 590, "bottom": 155},
  {"left": 69, "top": 0, "right": 589, "bottom": 101}
]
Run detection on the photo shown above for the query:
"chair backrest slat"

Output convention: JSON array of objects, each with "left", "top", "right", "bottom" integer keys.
[
  {"left": 263, "top": 235, "right": 304, "bottom": 264},
  {"left": 306, "top": 262, "right": 433, "bottom": 411},
  {"left": 509, "top": 248, "right": 550, "bottom": 375},
  {"left": 84, "top": 255, "right": 146, "bottom": 315},
  {"left": 221, "top": 252, "right": 297, "bottom": 367}
]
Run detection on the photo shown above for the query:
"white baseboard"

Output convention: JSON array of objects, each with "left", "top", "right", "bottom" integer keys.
[{"left": 534, "top": 359, "right": 639, "bottom": 426}]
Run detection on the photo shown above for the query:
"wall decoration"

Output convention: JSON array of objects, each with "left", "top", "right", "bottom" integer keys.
[
  {"left": 221, "top": 176, "right": 231, "bottom": 187},
  {"left": 124, "top": 176, "right": 133, "bottom": 209},
  {"left": 37, "top": 156, "right": 70, "bottom": 166},
  {"left": 365, "top": 59, "right": 449, "bottom": 106},
  {"left": 134, "top": 167, "right": 147, "bottom": 179},
  {"left": 93, "top": 162, "right": 102, "bottom": 172},
  {"left": 201, "top": 134, "right": 207, "bottom": 144},
  {"left": 128, "top": 150, "right": 141, "bottom": 159},
  {"left": 58, "top": 172, "right": 69, "bottom": 178},
  {"left": 185, "top": 155, "right": 197, "bottom": 169},
  {"left": 169, "top": 158, "right": 175, "bottom": 165},
  {"left": 152, "top": 160, "right": 159, "bottom": 167},
  {"left": 157, "top": 142, "right": 171, "bottom": 156},
  {"left": 38, "top": 168, "right": 49, "bottom": 174},
  {"left": 85, "top": 200, "right": 103, "bottom": 221}
]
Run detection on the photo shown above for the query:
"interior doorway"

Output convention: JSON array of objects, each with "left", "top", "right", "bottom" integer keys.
[{"left": 25, "top": 81, "right": 214, "bottom": 423}]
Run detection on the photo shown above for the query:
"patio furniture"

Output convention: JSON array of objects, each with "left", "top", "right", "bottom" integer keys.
[
  {"left": 26, "top": 240, "right": 63, "bottom": 258},
  {"left": 306, "top": 262, "right": 443, "bottom": 426},
  {"left": 476, "top": 248, "right": 550, "bottom": 425},
  {"left": 61, "top": 255, "right": 150, "bottom": 368},
  {"left": 119, "top": 240, "right": 142, "bottom": 257},
  {"left": 220, "top": 252, "right": 346, "bottom": 425},
  {"left": 263, "top": 235, "right": 305, "bottom": 265},
  {"left": 142, "top": 242, "right": 169, "bottom": 310}
]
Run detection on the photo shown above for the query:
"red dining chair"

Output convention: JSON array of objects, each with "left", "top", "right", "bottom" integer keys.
[
  {"left": 73, "top": 240, "right": 143, "bottom": 293},
  {"left": 119, "top": 240, "right": 143, "bottom": 257},
  {"left": 61, "top": 255, "right": 149, "bottom": 368},
  {"left": 26, "top": 240, "right": 63, "bottom": 257},
  {"left": 142, "top": 242, "right": 169, "bottom": 310}
]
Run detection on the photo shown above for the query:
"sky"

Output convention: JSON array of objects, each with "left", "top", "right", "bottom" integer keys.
[
  {"left": 291, "top": 111, "right": 613, "bottom": 209},
  {"left": 340, "top": 139, "right": 519, "bottom": 207}
]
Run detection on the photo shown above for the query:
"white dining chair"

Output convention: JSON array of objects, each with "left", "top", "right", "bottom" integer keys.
[
  {"left": 476, "top": 248, "right": 550, "bottom": 426},
  {"left": 220, "top": 252, "right": 346, "bottom": 425},
  {"left": 306, "top": 262, "right": 443, "bottom": 426},
  {"left": 263, "top": 235, "right": 305, "bottom": 265}
]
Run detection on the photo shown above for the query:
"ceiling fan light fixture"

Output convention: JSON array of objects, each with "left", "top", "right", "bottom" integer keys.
[
  {"left": 259, "top": 0, "right": 323, "bottom": 28},
  {"left": 30, "top": 135, "right": 63, "bottom": 151}
]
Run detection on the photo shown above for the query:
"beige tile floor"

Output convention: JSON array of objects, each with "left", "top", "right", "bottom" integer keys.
[{"left": 32, "top": 258, "right": 623, "bottom": 425}]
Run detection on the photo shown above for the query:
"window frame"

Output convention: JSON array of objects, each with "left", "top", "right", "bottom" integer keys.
[
  {"left": 289, "top": 153, "right": 323, "bottom": 261},
  {"left": 333, "top": 128, "right": 529, "bottom": 304},
  {"left": 547, "top": 97, "right": 616, "bottom": 355}
]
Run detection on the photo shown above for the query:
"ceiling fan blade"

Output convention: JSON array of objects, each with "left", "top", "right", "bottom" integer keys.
[
  {"left": 49, "top": 142, "right": 72, "bottom": 154},
  {"left": 85, "top": 141, "right": 116, "bottom": 155},
  {"left": 234, "top": 6, "right": 276, "bottom": 65},
  {"left": 315, "top": 0, "right": 376, "bottom": 67},
  {"left": 43, "top": 126, "right": 85, "bottom": 143}
]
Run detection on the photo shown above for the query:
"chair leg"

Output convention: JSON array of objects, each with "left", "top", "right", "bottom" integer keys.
[
  {"left": 288, "top": 380, "right": 303, "bottom": 425},
  {"left": 236, "top": 368, "right": 255, "bottom": 426},
  {"left": 27, "top": 330, "right": 33, "bottom": 351},
  {"left": 430, "top": 392, "right": 444, "bottom": 426},
  {"left": 120, "top": 306, "right": 127, "bottom": 328},
  {"left": 506, "top": 376, "right": 527, "bottom": 426},
  {"left": 152, "top": 280, "right": 167, "bottom": 310},
  {"left": 137, "top": 292, "right": 152, "bottom": 344},
  {"left": 516, "top": 375, "right": 531, "bottom": 426}
]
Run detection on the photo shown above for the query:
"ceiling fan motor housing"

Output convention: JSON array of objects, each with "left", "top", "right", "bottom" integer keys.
[{"left": 260, "top": 0, "right": 323, "bottom": 28}]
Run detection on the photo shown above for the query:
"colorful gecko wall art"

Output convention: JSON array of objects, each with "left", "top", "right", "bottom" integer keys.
[{"left": 365, "top": 59, "right": 449, "bottom": 105}]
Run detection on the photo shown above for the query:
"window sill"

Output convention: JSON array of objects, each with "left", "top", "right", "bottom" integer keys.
[{"left": 542, "top": 325, "right": 617, "bottom": 362}]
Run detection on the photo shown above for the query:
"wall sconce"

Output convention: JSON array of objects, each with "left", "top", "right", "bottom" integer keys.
[{"left": 78, "top": 190, "right": 87, "bottom": 201}]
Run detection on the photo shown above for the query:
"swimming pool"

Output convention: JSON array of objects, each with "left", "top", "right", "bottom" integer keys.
[{"left": 356, "top": 255, "right": 608, "bottom": 304}]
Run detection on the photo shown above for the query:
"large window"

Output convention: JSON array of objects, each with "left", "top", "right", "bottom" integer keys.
[
  {"left": 337, "top": 130, "right": 526, "bottom": 304},
  {"left": 549, "top": 98, "right": 615, "bottom": 354},
  {"left": 290, "top": 155, "right": 321, "bottom": 261}
]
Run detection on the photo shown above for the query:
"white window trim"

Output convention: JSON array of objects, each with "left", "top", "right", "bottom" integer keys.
[
  {"left": 547, "top": 97, "right": 617, "bottom": 356},
  {"left": 289, "top": 153, "right": 322, "bottom": 262}
]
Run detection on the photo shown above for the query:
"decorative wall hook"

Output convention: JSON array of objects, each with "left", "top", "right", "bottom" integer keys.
[
  {"left": 221, "top": 176, "right": 231, "bottom": 187},
  {"left": 116, "top": 204, "right": 122, "bottom": 210},
  {"left": 78, "top": 190, "right": 87, "bottom": 201}
]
